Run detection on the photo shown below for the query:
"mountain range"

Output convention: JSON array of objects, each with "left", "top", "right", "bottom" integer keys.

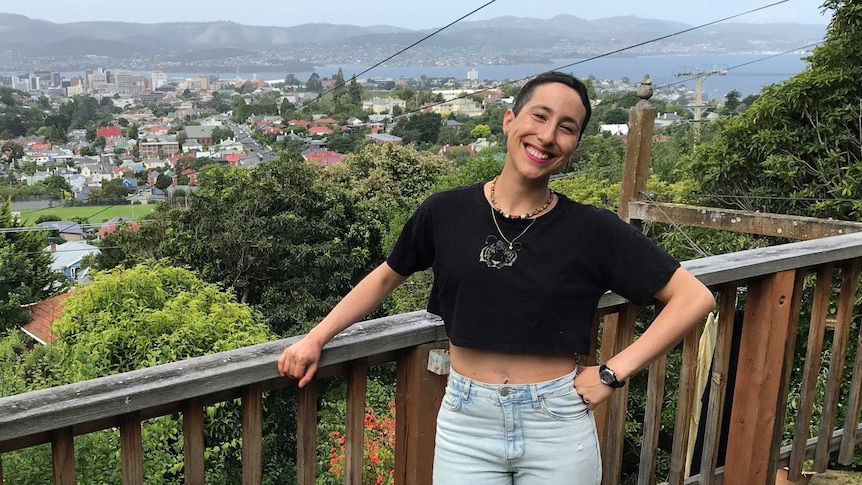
[{"left": 0, "top": 13, "right": 827, "bottom": 70}]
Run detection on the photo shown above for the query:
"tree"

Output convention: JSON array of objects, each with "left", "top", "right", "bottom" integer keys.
[
  {"left": 0, "top": 198, "right": 67, "bottom": 330},
  {"left": 723, "top": 90, "right": 742, "bottom": 114},
  {"left": 687, "top": 1, "right": 862, "bottom": 220},
  {"left": 391, "top": 112, "right": 442, "bottom": 145},
  {"left": 155, "top": 173, "right": 173, "bottom": 191},
  {"left": 306, "top": 73, "right": 322, "bottom": 92},
  {"left": 92, "top": 135, "right": 106, "bottom": 151},
  {"left": 0, "top": 263, "right": 286, "bottom": 484},
  {"left": 210, "top": 126, "right": 234, "bottom": 145},
  {"left": 470, "top": 124, "right": 492, "bottom": 139},
  {"left": 1, "top": 141, "right": 24, "bottom": 165}
]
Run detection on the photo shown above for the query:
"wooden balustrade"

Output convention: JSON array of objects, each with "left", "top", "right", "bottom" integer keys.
[{"left": 3, "top": 235, "right": 862, "bottom": 484}]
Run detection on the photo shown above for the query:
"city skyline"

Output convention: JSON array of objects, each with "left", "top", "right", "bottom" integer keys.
[{"left": 2, "top": 0, "right": 831, "bottom": 28}]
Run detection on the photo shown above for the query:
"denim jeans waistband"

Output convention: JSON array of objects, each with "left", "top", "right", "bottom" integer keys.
[{"left": 447, "top": 366, "right": 579, "bottom": 404}]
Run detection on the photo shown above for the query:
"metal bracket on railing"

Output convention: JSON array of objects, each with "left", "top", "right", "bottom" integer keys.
[{"left": 427, "top": 349, "right": 450, "bottom": 375}]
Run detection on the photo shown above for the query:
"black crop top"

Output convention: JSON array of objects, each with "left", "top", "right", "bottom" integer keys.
[{"left": 386, "top": 182, "right": 680, "bottom": 354}]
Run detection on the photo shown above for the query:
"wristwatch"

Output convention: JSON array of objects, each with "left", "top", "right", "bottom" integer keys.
[{"left": 599, "top": 363, "right": 626, "bottom": 388}]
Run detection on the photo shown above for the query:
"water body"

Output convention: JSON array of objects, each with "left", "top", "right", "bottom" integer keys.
[{"left": 160, "top": 53, "right": 809, "bottom": 97}]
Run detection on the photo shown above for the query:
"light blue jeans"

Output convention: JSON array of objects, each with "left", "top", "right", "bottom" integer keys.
[{"left": 433, "top": 367, "right": 601, "bottom": 485}]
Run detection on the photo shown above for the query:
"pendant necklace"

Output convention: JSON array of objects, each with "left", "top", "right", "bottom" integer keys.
[{"left": 491, "top": 206, "right": 536, "bottom": 250}]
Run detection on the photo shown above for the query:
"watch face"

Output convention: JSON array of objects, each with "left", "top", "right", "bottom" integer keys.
[{"left": 600, "top": 366, "right": 615, "bottom": 385}]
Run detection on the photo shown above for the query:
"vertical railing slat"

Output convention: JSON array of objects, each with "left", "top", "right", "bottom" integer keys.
[
  {"left": 297, "top": 382, "right": 319, "bottom": 485},
  {"left": 51, "top": 428, "right": 75, "bottom": 485},
  {"left": 345, "top": 363, "right": 368, "bottom": 485},
  {"left": 723, "top": 270, "right": 797, "bottom": 485},
  {"left": 599, "top": 303, "right": 637, "bottom": 485},
  {"left": 182, "top": 400, "right": 205, "bottom": 485},
  {"left": 638, "top": 353, "right": 667, "bottom": 485},
  {"left": 787, "top": 264, "right": 834, "bottom": 481},
  {"left": 815, "top": 261, "right": 860, "bottom": 471},
  {"left": 120, "top": 412, "right": 144, "bottom": 485},
  {"left": 241, "top": 383, "right": 263, "bottom": 485},
  {"left": 839, "top": 280, "right": 862, "bottom": 464},
  {"left": 698, "top": 285, "right": 738, "bottom": 484},
  {"left": 668, "top": 326, "right": 701, "bottom": 485}
]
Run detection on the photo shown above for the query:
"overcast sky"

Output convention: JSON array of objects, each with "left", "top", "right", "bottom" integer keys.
[{"left": 3, "top": 0, "right": 831, "bottom": 27}]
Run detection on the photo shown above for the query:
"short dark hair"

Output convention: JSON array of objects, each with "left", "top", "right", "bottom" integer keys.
[{"left": 512, "top": 71, "right": 592, "bottom": 140}]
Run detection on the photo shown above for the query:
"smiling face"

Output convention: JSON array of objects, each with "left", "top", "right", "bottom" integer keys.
[{"left": 502, "top": 81, "right": 587, "bottom": 181}]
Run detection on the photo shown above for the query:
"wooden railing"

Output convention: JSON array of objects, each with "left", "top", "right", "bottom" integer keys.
[{"left": 3, "top": 233, "right": 862, "bottom": 484}]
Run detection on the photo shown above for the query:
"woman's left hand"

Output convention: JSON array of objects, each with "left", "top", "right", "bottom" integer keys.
[{"left": 574, "top": 366, "right": 615, "bottom": 411}]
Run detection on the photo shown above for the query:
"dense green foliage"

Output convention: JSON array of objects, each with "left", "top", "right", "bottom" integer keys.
[
  {"left": 0, "top": 264, "right": 289, "bottom": 484},
  {"left": 688, "top": 0, "right": 862, "bottom": 219},
  {"left": 0, "top": 198, "right": 67, "bottom": 329}
]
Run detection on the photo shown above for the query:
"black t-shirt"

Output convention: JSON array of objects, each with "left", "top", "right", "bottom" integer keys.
[{"left": 387, "top": 182, "right": 680, "bottom": 354}]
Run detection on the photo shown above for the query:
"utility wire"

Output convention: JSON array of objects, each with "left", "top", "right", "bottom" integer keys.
[
  {"left": 404, "top": 0, "right": 792, "bottom": 116},
  {"left": 285, "top": 0, "right": 498, "bottom": 118},
  {"left": 642, "top": 192, "right": 712, "bottom": 258},
  {"left": 656, "top": 41, "right": 822, "bottom": 90},
  {"left": 647, "top": 192, "right": 862, "bottom": 204}
]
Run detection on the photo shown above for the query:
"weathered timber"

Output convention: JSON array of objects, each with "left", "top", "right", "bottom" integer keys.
[
  {"left": 618, "top": 75, "right": 656, "bottom": 226},
  {"left": 395, "top": 344, "right": 448, "bottom": 485},
  {"left": 787, "top": 265, "right": 834, "bottom": 480},
  {"left": 669, "top": 326, "right": 702, "bottom": 485},
  {"left": 723, "top": 270, "right": 796, "bottom": 485},
  {"left": 120, "top": 412, "right": 143, "bottom": 485},
  {"left": 296, "top": 383, "right": 318, "bottom": 485},
  {"left": 638, "top": 353, "right": 666, "bottom": 485},
  {"left": 698, "top": 286, "right": 738, "bottom": 485},
  {"left": 815, "top": 261, "right": 859, "bottom": 472},
  {"left": 345, "top": 363, "right": 368, "bottom": 485},
  {"left": 839, "top": 313, "right": 862, "bottom": 464},
  {"left": 241, "top": 384, "right": 263, "bottom": 485},
  {"left": 628, "top": 201, "right": 862, "bottom": 240},
  {"left": 51, "top": 428, "right": 74, "bottom": 485},
  {"left": 600, "top": 303, "right": 637, "bottom": 485},
  {"left": 0, "top": 311, "right": 446, "bottom": 446},
  {"left": 182, "top": 400, "right": 205, "bottom": 485}
]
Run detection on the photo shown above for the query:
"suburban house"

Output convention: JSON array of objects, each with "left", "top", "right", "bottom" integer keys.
[
  {"left": 184, "top": 125, "right": 216, "bottom": 145},
  {"left": 421, "top": 98, "right": 484, "bottom": 117},
  {"left": 96, "top": 126, "right": 122, "bottom": 139},
  {"left": 362, "top": 97, "right": 406, "bottom": 114},
  {"left": 127, "top": 185, "right": 167, "bottom": 204},
  {"left": 139, "top": 140, "right": 180, "bottom": 159},
  {"left": 302, "top": 149, "right": 345, "bottom": 167},
  {"left": 365, "top": 133, "right": 403, "bottom": 146},
  {"left": 21, "top": 291, "right": 75, "bottom": 345},
  {"left": 36, "top": 221, "right": 84, "bottom": 241},
  {"left": 46, "top": 241, "right": 101, "bottom": 281}
]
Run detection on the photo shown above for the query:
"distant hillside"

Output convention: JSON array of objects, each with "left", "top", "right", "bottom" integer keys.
[{"left": 0, "top": 13, "right": 826, "bottom": 57}]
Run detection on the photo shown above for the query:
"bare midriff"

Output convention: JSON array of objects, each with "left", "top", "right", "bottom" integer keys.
[{"left": 449, "top": 344, "right": 578, "bottom": 384}]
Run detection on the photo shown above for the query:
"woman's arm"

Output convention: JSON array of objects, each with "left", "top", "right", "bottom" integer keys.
[
  {"left": 277, "top": 262, "right": 408, "bottom": 387},
  {"left": 575, "top": 267, "right": 714, "bottom": 408}
]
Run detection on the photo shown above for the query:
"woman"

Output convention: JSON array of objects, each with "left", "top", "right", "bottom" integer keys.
[{"left": 278, "top": 71, "right": 715, "bottom": 484}]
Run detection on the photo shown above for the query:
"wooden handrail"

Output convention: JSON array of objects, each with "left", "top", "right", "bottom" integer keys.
[{"left": 3, "top": 234, "right": 862, "bottom": 485}]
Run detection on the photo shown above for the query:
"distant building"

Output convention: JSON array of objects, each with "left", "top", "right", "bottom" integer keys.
[
  {"left": 151, "top": 70, "right": 167, "bottom": 89},
  {"left": 467, "top": 69, "right": 479, "bottom": 81},
  {"left": 365, "top": 133, "right": 403, "bottom": 146},
  {"left": 46, "top": 241, "right": 100, "bottom": 281}
]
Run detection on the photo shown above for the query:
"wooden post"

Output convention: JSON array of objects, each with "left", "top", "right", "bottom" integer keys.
[
  {"left": 51, "top": 428, "right": 75, "bottom": 485},
  {"left": 296, "top": 383, "right": 318, "bottom": 485},
  {"left": 617, "top": 75, "right": 657, "bottom": 226},
  {"left": 182, "top": 400, "right": 205, "bottom": 485},
  {"left": 723, "top": 270, "right": 797, "bottom": 485},
  {"left": 120, "top": 412, "right": 144, "bottom": 485},
  {"left": 345, "top": 363, "right": 368, "bottom": 485},
  {"left": 395, "top": 343, "right": 448, "bottom": 485},
  {"left": 241, "top": 383, "right": 263, "bottom": 485},
  {"left": 599, "top": 304, "right": 637, "bottom": 485}
]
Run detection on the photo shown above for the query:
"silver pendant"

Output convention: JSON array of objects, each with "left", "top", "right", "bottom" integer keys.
[{"left": 479, "top": 236, "right": 521, "bottom": 269}]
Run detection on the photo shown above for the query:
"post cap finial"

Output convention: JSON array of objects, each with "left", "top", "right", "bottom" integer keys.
[{"left": 637, "top": 75, "right": 653, "bottom": 100}]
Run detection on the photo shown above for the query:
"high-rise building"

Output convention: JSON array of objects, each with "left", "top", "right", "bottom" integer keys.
[
  {"left": 151, "top": 70, "right": 167, "bottom": 89},
  {"left": 467, "top": 69, "right": 479, "bottom": 81}
]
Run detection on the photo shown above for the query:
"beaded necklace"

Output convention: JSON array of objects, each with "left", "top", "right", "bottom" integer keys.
[{"left": 489, "top": 177, "right": 554, "bottom": 220}]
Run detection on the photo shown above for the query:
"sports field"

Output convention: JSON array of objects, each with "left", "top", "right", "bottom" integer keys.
[{"left": 17, "top": 205, "right": 157, "bottom": 226}]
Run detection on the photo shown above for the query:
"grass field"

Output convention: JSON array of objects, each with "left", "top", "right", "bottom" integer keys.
[{"left": 18, "top": 205, "right": 157, "bottom": 226}]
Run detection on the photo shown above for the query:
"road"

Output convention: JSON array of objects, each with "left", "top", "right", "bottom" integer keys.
[{"left": 226, "top": 121, "right": 276, "bottom": 164}]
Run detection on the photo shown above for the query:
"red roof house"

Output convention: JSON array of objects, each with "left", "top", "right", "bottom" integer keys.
[
  {"left": 22, "top": 292, "right": 75, "bottom": 344},
  {"left": 96, "top": 126, "right": 122, "bottom": 139},
  {"left": 303, "top": 150, "right": 345, "bottom": 167},
  {"left": 308, "top": 126, "right": 332, "bottom": 135}
]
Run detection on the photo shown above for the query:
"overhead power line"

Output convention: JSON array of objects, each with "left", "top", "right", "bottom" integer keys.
[
  {"left": 285, "top": 0, "right": 498, "bottom": 118},
  {"left": 656, "top": 42, "right": 822, "bottom": 90},
  {"left": 406, "top": 0, "right": 793, "bottom": 116}
]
